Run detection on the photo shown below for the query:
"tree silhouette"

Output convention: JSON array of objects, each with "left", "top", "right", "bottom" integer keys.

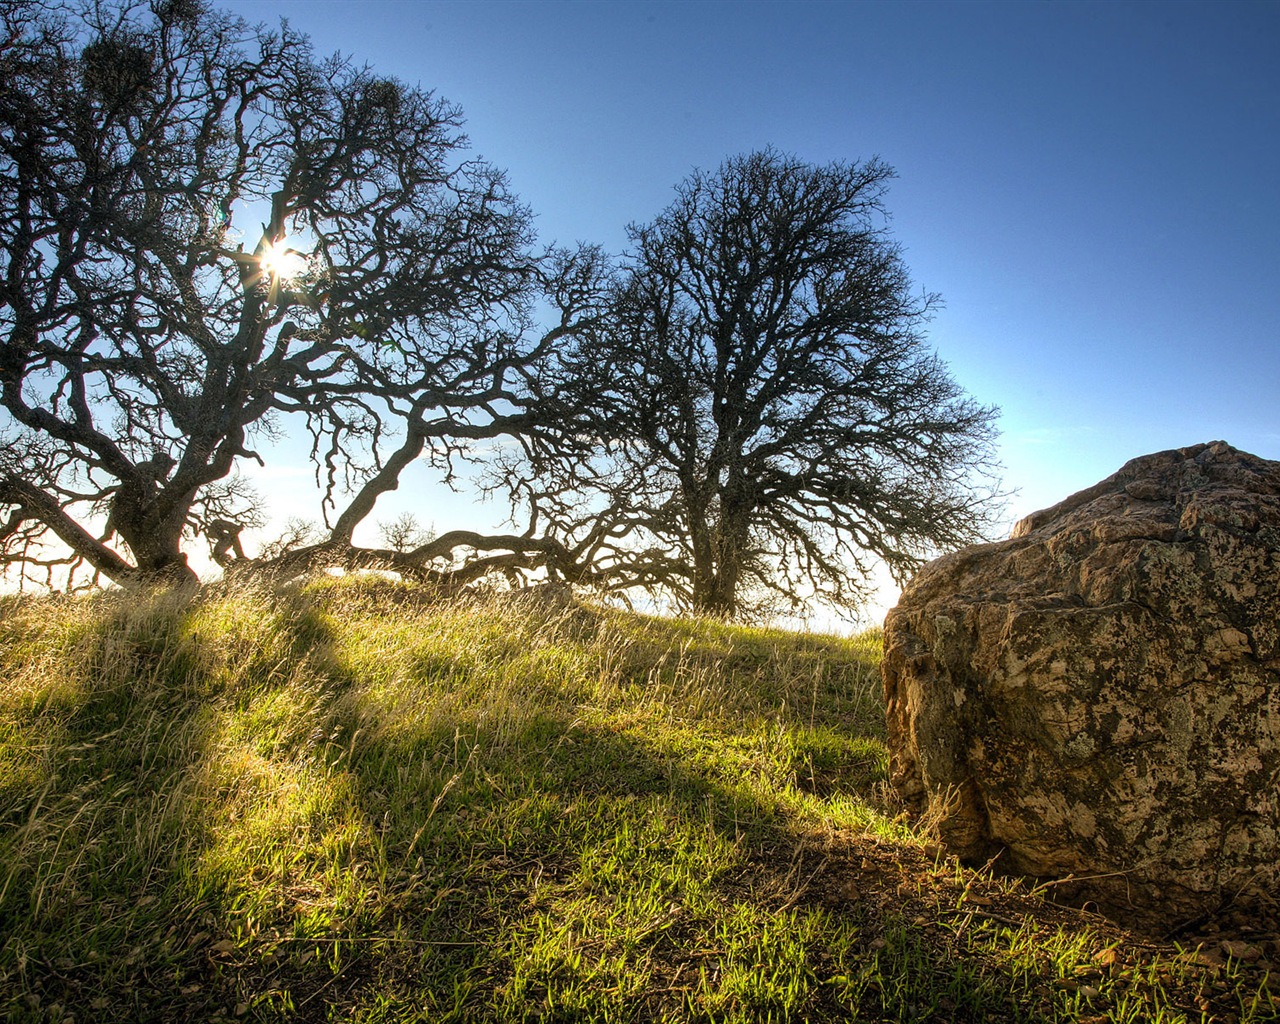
[
  {"left": 522, "top": 150, "right": 1001, "bottom": 618},
  {"left": 0, "top": 0, "right": 598, "bottom": 587}
]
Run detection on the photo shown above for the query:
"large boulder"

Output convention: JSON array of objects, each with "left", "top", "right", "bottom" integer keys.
[{"left": 882, "top": 441, "right": 1280, "bottom": 927}]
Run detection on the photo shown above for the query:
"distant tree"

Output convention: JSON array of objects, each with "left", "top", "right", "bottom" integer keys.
[
  {"left": 521, "top": 150, "right": 1001, "bottom": 618},
  {"left": 0, "top": 0, "right": 602, "bottom": 589},
  {"left": 378, "top": 512, "right": 433, "bottom": 553}
]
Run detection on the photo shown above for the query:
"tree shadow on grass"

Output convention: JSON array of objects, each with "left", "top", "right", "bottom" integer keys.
[
  {"left": 238, "top": 598, "right": 1060, "bottom": 1023},
  {"left": 0, "top": 586, "right": 1252, "bottom": 1024}
]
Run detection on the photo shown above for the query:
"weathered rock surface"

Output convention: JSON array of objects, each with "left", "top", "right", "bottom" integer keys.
[{"left": 883, "top": 441, "right": 1280, "bottom": 927}]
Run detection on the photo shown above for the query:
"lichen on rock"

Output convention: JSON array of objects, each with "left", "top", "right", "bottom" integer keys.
[{"left": 882, "top": 441, "right": 1280, "bottom": 928}]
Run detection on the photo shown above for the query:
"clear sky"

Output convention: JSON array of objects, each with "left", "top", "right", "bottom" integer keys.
[{"left": 221, "top": 0, "right": 1280, "bottom": 622}]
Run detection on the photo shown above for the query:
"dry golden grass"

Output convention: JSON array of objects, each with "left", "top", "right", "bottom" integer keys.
[{"left": 0, "top": 578, "right": 1273, "bottom": 1022}]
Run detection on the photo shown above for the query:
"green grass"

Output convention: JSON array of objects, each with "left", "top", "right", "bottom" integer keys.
[{"left": 0, "top": 578, "right": 1274, "bottom": 1023}]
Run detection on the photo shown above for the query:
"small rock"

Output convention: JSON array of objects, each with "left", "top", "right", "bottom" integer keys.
[
  {"left": 1187, "top": 947, "right": 1224, "bottom": 968},
  {"left": 1220, "top": 939, "right": 1262, "bottom": 962}
]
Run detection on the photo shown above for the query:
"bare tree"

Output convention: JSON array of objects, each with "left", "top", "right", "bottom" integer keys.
[
  {"left": 378, "top": 512, "right": 433, "bottom": 554},
  {"left": 0, "top": 0, "right": 597, "bottom": 588},
  {"left": 522, "top": 150, "right": 1001, "bottom": 618}
]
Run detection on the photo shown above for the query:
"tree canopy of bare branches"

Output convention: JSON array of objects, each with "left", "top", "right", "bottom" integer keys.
[
  {"left": 1, "top": 1, "right": 999, "bottom": 613},
  {"left": 521, "top": 150, "right": 1001, "bottom": 618},
  {"left": 0, "top": 0, "right": 601, "bottom": 588}
]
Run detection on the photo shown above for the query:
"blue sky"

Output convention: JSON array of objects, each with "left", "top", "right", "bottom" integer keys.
[{"left": 223, "top": 0, "right": 1280, "bottom": 618}]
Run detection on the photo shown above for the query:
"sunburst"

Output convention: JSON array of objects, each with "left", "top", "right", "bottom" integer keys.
[{"left": 259, "top": 237, "right": 308, "bottom": 282}]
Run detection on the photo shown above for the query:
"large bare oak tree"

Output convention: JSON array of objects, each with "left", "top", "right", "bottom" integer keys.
[
  {"left": 0, "top": 0, "right": 597, "bottom": 587},
  {"left": 521, "top": 150, "right": 1001, "bottom": 618}
]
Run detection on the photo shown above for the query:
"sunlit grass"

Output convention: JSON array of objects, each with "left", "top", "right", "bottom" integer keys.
[{"left": 0, "top": 578, "right": 1273, "bottom": 1022}]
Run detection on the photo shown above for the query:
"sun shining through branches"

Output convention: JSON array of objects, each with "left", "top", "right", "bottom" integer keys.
[
  {"left": 1, "top": 0, "right": 998, "bottom": 619},
  {"left": 0, "top": 0, "right": 600, "bottom": 591},
  {"left": 258, "top": 236, "right": 309, "bottom": 283}
]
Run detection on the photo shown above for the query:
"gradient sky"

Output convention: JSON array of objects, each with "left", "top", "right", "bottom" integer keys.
[{"left": 221, "top": 0, "right": 1280, "bottom": 621}]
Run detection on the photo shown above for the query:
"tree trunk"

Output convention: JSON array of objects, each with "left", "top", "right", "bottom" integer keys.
[
  {"left": 112, "top": 496, "right": 200, "bottom": 586},
  {"left": 690, "top": 518, "right": 747, "bottom": 617}
]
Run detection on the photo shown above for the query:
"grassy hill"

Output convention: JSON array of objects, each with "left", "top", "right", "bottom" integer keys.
[{"left": 0, "top": 579, "right": 1274, "bottom": 1023}]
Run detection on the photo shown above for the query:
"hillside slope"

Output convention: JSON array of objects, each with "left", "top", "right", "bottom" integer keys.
[{"left": 0, "top": 579, "right": 1273, "bottom": 1022}]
